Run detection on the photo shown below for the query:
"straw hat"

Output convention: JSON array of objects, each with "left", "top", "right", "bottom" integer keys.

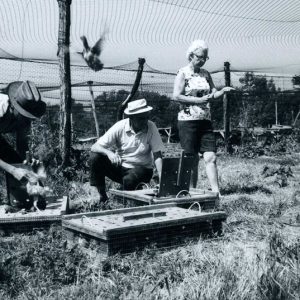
[
  {"left": 7, "top": 81, "right": 46, "bottom": 119},
  {"left": 124, "top": 98, "right": 153, "bottom": 115}
]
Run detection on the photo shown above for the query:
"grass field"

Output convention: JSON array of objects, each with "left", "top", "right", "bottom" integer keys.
[{"left": 0, "top": 152, "right": 300, "bottom": 299}]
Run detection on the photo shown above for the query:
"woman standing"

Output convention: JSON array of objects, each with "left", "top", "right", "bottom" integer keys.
[{"left": 173, "top": 40, "right": 234, "bottom": 194}]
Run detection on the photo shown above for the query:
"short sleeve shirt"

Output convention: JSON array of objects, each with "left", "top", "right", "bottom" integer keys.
[
  {"left": 96, "top": 118, "right": 165, "bottom": 169},
  {"left": 177, "top": 66, "right": 214, "bottom": 121}
]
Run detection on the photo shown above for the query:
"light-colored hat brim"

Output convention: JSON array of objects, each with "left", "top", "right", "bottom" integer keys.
[{"left": 124, "top": 106, "right": 153, "bottom": 115}]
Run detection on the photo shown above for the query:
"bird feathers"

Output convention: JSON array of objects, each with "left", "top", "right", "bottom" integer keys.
[{"left": 79, "top": 30, "right": 107, "bottom": 72}]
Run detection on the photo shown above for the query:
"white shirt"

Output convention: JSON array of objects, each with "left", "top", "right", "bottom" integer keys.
[
  {"left": 177, "top": 66, "right": 214, "bottom": 121},
  {"left": 0, "top": 93, "right": 9, "bottom": 118},
  {"left": 97, "top": 118, "right": 165, "bottom": 168}
]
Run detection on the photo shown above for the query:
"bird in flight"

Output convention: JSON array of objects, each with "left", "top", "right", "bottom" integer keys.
[{"left": 79, "top": 31, "right": 106, "bottom": 72}]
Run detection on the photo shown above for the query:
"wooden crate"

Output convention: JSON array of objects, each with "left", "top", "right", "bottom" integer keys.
[
  {"left": 109, "top": 188, "right": 219, "bottom": 210},
  {"left": 62, "top": 204, "right": 227, "bottom": 256},
  {"left": 0, "top": 196, "right": 69, "bottom": 234}
]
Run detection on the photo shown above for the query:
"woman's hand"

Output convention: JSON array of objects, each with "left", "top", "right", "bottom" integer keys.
[
  {"left": 210, "top": 87, "right": 235, "bottom": 99},
  {"left": 207, "top": 93, "right": 215, "bottom": 100},
  {"left": 221, "top": 87, "right": 235, "bottom": 94},
  {"left": 194, "top": 94, "right": 209, "bottom": 104}
]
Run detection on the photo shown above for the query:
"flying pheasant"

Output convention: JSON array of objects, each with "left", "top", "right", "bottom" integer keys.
[{"left": 79, "top": 33, "right": 105, "bottom": 72}]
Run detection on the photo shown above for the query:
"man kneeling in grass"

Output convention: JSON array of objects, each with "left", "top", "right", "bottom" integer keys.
[{"left": 90, "top": 98, "right": 165, "bottom": 207}]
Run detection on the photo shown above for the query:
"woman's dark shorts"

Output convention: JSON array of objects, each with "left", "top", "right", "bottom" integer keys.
[{"left": 178, "top": 120, "right": 216, "bottom": 154}]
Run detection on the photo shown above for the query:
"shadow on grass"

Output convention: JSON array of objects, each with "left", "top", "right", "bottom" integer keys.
[
  {"left": 221, "top": 196, "right": 270, "bottom": 216},
  {"left": 220, "top": 184, "right": 272, "bottom": 196}
]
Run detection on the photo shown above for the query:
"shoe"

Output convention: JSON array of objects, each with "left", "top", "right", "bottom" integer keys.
[{"left": 4, "top": 205, "right": 19, "bottom": 213}]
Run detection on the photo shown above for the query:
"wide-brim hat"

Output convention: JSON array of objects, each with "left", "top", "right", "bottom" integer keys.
[
  {"left": 124, "top": 98, "right": 153, "bottom": 115},
  {"left": 7, "top": 81, "right": 46, "bottom": 119}
]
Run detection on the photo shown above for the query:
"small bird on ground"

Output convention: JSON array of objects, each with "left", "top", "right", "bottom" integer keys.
[{"left": 79, "top": 32, "right": 106, "bottom": 72}]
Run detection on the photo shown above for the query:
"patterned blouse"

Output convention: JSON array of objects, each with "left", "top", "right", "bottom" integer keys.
[{"left": 177, "top": 66, "right": 214, "bottom": 121}]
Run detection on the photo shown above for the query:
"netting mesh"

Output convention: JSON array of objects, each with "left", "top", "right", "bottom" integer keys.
[
  {"left": 0, "top": 58, "right": 182, "bottom": 102},
  {"left": 0, "top": 0, "right": 299, "bottom": 139}
]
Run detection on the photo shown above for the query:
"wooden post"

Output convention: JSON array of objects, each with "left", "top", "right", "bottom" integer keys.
[
  {"left": 275, "top": 96, "right": 278, "bottom": 125},
  {"left": 293, "top": 107, "right": 300, "bottom": 127},
  {"left": 87, "top": 81, "right": 100, "bottom": 138},
  {"left": 117, "top": 58, "right": 146, "bottom": 121},
  {"left": 223, "top": 61, "right": 231, "bottom": 153},
  {"left": 57, "top": 0, "right": 72, "bottom": 166}
]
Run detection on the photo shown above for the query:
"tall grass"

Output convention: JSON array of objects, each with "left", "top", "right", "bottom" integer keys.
[
  {"left": 0, "top": 228, "right": 299, "bottom": 299},
  {"left": 0, "top": 154, "right": 299, "bottom": 299}
]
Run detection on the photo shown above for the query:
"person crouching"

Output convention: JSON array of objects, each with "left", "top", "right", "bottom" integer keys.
[{"left": 89, "top": 98, "right": 165, "bottom": 206}]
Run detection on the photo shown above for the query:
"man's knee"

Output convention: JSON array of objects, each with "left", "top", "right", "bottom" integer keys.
[
  {"left": 122, "top": 167, "right": 152, "bottom": 190},
  {"left": 89, "top": 152, "right": 106, "bottom": 167},
  {"left": 122, "top": 172, "right": 142, "bottom": 190},
  {"left": 90, "top": 152, "right": 99, "bottom": 163},
  {"left": 122, "top": 178, "right": 136, "bottom": 190}
]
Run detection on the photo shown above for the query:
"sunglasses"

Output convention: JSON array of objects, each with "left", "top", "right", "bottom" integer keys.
[{"left": 193, "top": 53, "right": 209, "bottom": 61}]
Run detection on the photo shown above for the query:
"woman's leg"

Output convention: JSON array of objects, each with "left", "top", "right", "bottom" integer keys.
[
  {"left": 203, "top": 151, "right": 219, "bottom": 193},
  {"left": 177, "top": 120, "right": 200, "bottom": 188},
  {"left": 191, "top": 154, "right": 199, "bottom": 188},
  {"left": 199, "top": 121, "right": 218, "bottom": 193}
]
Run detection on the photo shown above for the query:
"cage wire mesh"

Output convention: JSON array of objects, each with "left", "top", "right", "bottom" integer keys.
[
  {"left": 1, "top": 0, "right": 300, "bottom": 139},
  {"left": 0, "top": 58, "right": 180, "bottom": 101},
  {"left": 0, "top": 57, "right": 299, "bottom": 140}
]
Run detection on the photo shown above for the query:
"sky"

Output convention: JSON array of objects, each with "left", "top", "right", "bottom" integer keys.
[{"left": 0, "top": 0, "right": 299, "bottom": 97}]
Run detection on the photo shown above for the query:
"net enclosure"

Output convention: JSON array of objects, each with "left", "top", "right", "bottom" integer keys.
[{"left": 0, "top": 0, "right": 299, "bottom": 136}]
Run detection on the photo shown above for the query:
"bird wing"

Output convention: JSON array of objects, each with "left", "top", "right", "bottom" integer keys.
[
  {"left": 80, "top": 35, "right": 90, "bottom": 50},
  {"left": 91, "top": 31, "right": 106, "bottom": 56}
]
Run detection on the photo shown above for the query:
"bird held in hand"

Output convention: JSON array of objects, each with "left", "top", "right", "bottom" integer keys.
[{"left": 80, "top": 34, "right": 105, "bottom": 72}]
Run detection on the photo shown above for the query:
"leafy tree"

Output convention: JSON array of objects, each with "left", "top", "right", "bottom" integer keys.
[
  {"left": 292, "top": 75, "right": 300, "bottom": 86},
  {"left": 238, "top": 72, "right": 277, "bottom": 127}
]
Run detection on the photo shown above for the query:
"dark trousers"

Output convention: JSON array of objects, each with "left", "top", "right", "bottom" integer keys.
[
  {"left": 0, "top": 135, "right": 25, "bottom": 207},
  {"left": 89, "top": 152, "right": 153, "bottom": 190}
]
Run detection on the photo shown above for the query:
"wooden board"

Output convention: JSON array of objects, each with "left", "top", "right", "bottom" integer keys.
[
  {"left": 63, "top": 204, "right": 227, "bottom": 255},
  {"left": 0, "top": 196, "right": 69, "bottom": 234},
  {"left": 158, "top": 152, "right": 194, "bottom": 197},
  {"left": 110, "top": 188, "right": 219, "bottom": 210}
]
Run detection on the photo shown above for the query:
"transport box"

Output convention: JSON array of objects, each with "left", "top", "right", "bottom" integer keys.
[
  {"left": 110, "top": 188, "right": 219, "bottom": 210},
  {"left": 0, "top": 196, "right": 68, "bottom": 234},
  {"left": 62, "top": 204, "right": 227, "bottom": 256},
  {"left": 110, "top": 152, "right": 219, "bottom": 210}
]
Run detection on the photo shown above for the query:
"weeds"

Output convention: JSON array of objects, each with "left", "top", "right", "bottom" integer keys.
[
  {"left": 0, "top": 122, "right": 300, "bottom": 299},
  {"left": 219, "top": 168, "right": 271, "bottom": 195},
  {"left": 257, "top": 231, "right": 300, "bottom": 300},
  {"left": 0, "top": 226, "right": 88, "bottom": 298}
]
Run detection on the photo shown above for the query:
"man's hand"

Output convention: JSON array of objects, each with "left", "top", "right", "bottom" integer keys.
[
  {"left": 13, "top": 167, "right": 39, "bottom": 183},
  {"left": 107, "top": 152, "right": 122, "bottom": 166},
  {"left": 23, "top": 158, "right": 47, "bottom": 180},
  {"left": 0, "top": 159, "right": 40, "bottom": 184}
]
